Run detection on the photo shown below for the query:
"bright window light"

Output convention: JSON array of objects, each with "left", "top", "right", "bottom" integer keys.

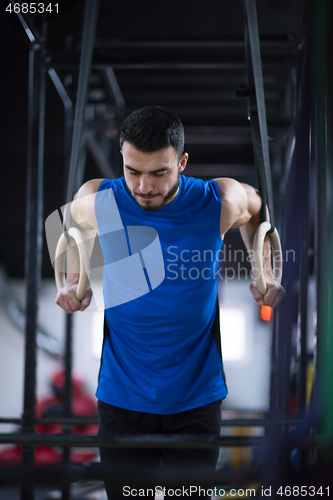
[
  {"left": 91, "top": 312, "right": 104, "bottom": 359},
  {"left": 219, "top": 308, "right": 246, "bottom": 361}
]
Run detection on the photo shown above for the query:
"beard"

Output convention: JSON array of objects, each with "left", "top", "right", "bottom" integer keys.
[{"left": 127, "top": 172, "right": 180, "bottom": 212}]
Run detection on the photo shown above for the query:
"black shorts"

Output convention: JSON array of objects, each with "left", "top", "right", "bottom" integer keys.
[{"left": 98, "top": 399, "right": 222, "bottom": 500}]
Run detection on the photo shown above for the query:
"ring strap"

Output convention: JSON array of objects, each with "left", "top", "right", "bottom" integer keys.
[
  {"left": 243, "top": 0, "right": 275, "bottom": 230},
  {"left": 64, "top": 0, "right": 100, "bottom": 230}
]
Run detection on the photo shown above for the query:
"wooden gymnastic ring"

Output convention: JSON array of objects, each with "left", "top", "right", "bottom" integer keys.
[
  {"left": 252, "top": 221, "right": 282, "bottom": 296},
  {"left": 54, "top": 227, "right": 89, "bottom": 302}
]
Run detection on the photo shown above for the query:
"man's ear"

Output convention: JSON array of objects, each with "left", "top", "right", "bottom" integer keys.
[{"left": 179, "top": 152, "right": 188, "bottom": 173}]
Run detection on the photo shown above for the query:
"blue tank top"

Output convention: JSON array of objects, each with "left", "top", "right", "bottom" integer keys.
[{"left": 95, "top": 174, "right": 228, "bottom": 413}]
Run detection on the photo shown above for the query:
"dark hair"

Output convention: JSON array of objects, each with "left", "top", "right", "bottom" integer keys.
[{"left": 120, "top": 106, "right": 185, "bottom": 158}]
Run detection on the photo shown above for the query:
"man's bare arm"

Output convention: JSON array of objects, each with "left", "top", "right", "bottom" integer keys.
[
  {"left": 213, "top": 177, "right": 286, "bottom": 308},
  {"left": 55, "top": 178, "right": 104, "bottom": 313}
]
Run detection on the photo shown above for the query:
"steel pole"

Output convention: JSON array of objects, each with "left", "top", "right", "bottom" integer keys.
[
  {"left": 21, "top": 41, "right": 46, "bottom": 500},
  {"left": 312, "top": 0, "right": 333, "bottom": 461}
]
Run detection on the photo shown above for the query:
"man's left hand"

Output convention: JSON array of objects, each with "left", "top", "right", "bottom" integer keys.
[{"left": 249, "top": 276, "right": 286, "bottom": 308}]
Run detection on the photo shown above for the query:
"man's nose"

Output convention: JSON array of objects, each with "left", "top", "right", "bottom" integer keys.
[{"left": 139, "top": 176, "right": 153, "bottom": 195}]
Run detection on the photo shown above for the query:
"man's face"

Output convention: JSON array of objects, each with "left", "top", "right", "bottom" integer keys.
[{"left": 122, "top": 141, "right": 188, "bottom": 211}]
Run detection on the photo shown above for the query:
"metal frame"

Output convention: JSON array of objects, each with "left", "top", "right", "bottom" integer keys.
[
  {"left": 20, "top": 19, "right": 46, "bottom": 500},
  {"left": 1, "top": 0, "right": 330, "bottom": 497},
  {"left": 312, "top": 0, "right": 333, "bottom": 462}
]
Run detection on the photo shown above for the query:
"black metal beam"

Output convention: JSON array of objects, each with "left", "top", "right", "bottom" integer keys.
[
  {"left": 21, "top": 34, "right": 46, "bottom": 500},
  {"left": 295, "top": 60, "right": 311, "bottom": 418},
  {"left": 104, "top": 67, "right": 125, "bottom": 125},
  {"left": 45, "top": 50, "right": 289, "bottom": 71},
  {"left": 48, "top": 69, "right": 72, "bottom": 109},
  {"left": 184, "top": 130, "right": 253, "bottom": 145},
  {"left": 185, "top": 164, "right": 255, "bottom": 177},
  {"left": 111, "top": 90, "right": 281, "bottom": 104},
  {"left": 313, "top": 0, "right": 333, "bottom": 462},
  {"left": 11, "top": 0, "right": 43, "bottom": 44},
  {"left": 0, "top": 417, "right": 304, "bottom": 426},
  {"left": 86, "top": 131, "right": 117, "bottom": 178},
  {"left": 71, "top": 72, "right": 287, "bottom": 88},
  {"left": 0, "top": 433, "right": 318, "bottom": 448},
  {"left": 89, "top": 38, "right": 298, "bottom": 52}
]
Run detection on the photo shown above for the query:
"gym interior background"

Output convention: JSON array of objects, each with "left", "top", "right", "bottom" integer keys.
[{"left": 0, "top": 0, "right": 332, "bottom": 499}]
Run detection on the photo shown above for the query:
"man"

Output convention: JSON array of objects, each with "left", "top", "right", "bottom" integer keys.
[{"left": 56, "top": 106, "right": 285, "bottom": 499}]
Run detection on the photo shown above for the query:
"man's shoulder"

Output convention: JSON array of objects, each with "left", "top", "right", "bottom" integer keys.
[
  {"left": 71, "top": 179, "right": 105, "bottom": 230},
  {"left": 212, "top": 177, "right": 244, "bottom": 198},
  {"left": 74, "top": 177, "right": 126, "bottom": 201},
  {"left": 75, "top": 179, "right": 105, "bottom": 198}
]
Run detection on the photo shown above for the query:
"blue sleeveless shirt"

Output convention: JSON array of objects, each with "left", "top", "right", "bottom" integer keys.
[{"left": 95, "top": 174, "right": 228, "bottom": 413}]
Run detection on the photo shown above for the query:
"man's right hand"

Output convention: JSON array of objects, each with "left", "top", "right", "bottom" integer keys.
[
  {"left": 54, "top": 179, "right": 103, "bottom": 314},
  {"left": 55, "top": 282, "right": 93, "bottom": 313}
]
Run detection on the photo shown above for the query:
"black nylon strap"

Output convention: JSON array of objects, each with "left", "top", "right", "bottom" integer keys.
[
  {"left": 243, "top": 0, "right": 275, "bottom": 230},
  {"left": 64, "top": 0, "right": 100, "bottom": 231}
]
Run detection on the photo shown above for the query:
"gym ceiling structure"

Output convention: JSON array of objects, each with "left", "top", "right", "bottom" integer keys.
[{"left": 1, "top": 0, "right": 333, "bottom": 499}]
